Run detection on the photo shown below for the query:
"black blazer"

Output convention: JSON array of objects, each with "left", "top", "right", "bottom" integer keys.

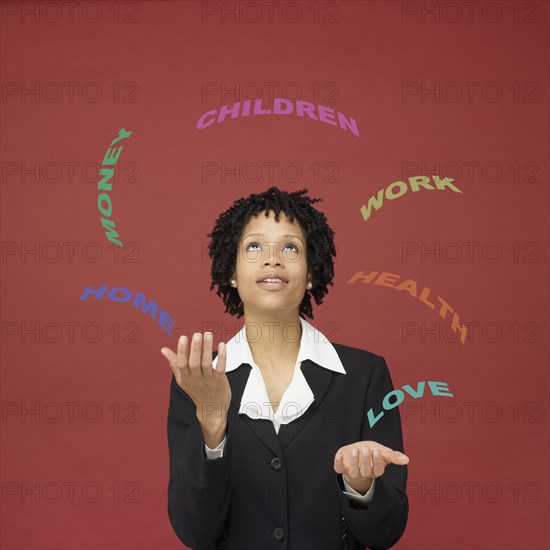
[{"left": 167, "top": 343, "right": 408, "bottom": 550}]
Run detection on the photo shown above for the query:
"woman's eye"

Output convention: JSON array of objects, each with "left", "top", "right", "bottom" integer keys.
[{"left": 245, "top": 242, "right": 299, "bottom": 252}]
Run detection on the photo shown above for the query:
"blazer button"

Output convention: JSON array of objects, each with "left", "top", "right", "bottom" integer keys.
[
  {"left": 270, "top": 457, "right": 283, "bottom": 471},
  {"left": 273, "top": 527, "right": 285, "bottom": 541}
]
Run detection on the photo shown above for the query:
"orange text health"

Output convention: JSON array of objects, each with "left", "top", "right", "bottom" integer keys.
[
  {"left": 367, "top": 381, "right": 453, "bottom": 428},
  {"left": 79, "top": 285, "right": 174, "bottom": 337}
]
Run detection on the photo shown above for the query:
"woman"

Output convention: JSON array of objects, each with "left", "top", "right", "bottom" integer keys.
[{"left": 163, "top": 186, "right": 409, "bottom": 550}]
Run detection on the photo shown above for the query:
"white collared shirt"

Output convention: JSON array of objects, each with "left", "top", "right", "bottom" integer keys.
[{"left": 204, "top": 316, "right": 375, "bottom": 505}]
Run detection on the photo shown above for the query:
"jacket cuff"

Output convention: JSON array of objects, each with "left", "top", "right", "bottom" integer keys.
[
  {"left": 341, "top": 476, "right": 375, "bottom": 506},
  {"left": 204, "top": 433, "right": 227, "bottom": 460}
]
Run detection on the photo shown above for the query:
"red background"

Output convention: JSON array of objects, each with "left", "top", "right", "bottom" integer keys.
[{"left": 1, "top": 1, "right": 548, "bottom": 548}]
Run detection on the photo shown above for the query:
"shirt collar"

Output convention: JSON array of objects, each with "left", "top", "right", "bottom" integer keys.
[{"left": 212, "top": 316, "right": 346, "bottom": 375}]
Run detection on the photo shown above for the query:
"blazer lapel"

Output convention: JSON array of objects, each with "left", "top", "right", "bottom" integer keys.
[
  {"left": 227, "top": 359, "right": 335, "bottom": 455},
  {"left": 227, "top": 363, "right": 282, "bottom": 456},
  {"left": 277, "top": 359, "right": 334, "bottom": 451}
]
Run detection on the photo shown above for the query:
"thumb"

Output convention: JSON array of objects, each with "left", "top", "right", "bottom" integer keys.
[{"left": 387, "top": 450, "right": 409, "bottom": 465}]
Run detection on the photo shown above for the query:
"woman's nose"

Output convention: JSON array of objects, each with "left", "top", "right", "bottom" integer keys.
[
  {"left": 264, "top": 259, "right": 281, "bottom": 266},
  {"left": 264, "top": 254, "right": 282, "bottom": 265},
  {"left": 263, "top": 243, "right": 283, "bottom": 265}
]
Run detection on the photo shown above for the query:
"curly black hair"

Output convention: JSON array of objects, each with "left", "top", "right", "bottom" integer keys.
[{"left": 206, "top": 186, "right": 337, "bottom": 319}]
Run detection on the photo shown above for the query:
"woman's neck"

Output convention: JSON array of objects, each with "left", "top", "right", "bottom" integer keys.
[{"left": 243, "top": 312, "right": 302, "bottom": 373}]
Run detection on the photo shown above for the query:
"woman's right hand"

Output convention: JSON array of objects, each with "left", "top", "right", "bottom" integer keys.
[{"left": 161, "top": 332, "right": 231, "bottom": 427}]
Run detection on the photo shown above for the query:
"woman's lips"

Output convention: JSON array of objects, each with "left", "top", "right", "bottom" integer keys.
[{"left": 257, "top": 280, "right": 288, "bottom": 290}]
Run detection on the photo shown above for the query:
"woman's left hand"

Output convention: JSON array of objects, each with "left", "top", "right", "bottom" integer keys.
[{"left": 333, "top": 441, "right": 409, "bottom": 494}]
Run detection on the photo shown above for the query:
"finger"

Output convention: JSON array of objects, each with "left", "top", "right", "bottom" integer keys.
[
  {"left": 380, "top": 449, "right": 410, "bottom": 466},
  {"left": 161, "top": 346, "right": 176, "bottom": 363},
  {"left": 365, "top": 442, "right": 394, "bottom": 454},
  {"left": 201, "top": 332, "right": 213, "bottom": 375},
  {"left": 389, "top": 450, "right": 410, "bottom": 465},
  {"left": 333, "top": 452, "right": 345, "bottom": 474},
  {"left": 348, "top": 448, "right": 360, "bottom": 479},
  {"left": 359, "top": 446, "right": 372, "bottom": 479},
  {"left": 366, "top": 441, "right": 409, "bottom": 465},
  {"left": 188, "top": 333, "right": 203, "bottom": 376},
  {"left": 161, "top": 346, "right": 177, "bottom": 369},
  {"left": 176, "top": 335, "right": 188, "bottom": 370},
  {"left": 372, "top": 448, "right": 385, "bottom": 478},
  {"left": 215, "top": 342, "right": 227, "bottom": 374},
  {"left": 161, "top": 346, "right": 182, "bottom": 383}
]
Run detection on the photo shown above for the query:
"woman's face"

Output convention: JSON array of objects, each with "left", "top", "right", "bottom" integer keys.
[{"left": 233, "top": 209, "right": 311, "bottom": 318}]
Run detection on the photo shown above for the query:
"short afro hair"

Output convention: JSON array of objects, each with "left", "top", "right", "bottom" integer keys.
[{"left": 206, "top": 186, "right": 337, "bottom": 319}]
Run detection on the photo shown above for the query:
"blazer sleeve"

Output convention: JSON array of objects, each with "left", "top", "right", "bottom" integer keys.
[
  {"left": 167, "top": 373, "right": 231, "bottom": 549},
  {"left": 336, "top": 354, "right": 409, "bottom": 550}
]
